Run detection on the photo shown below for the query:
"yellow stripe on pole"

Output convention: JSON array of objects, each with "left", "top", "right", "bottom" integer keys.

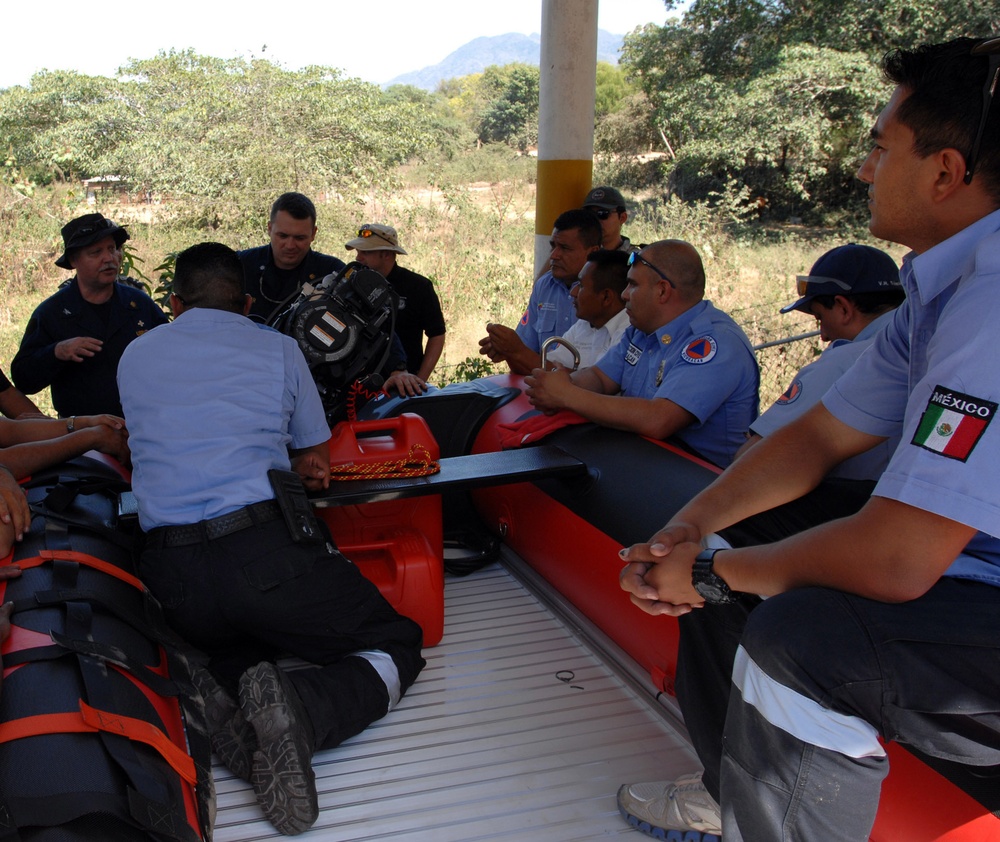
[{"left": 535, "top": 159, "right": 594, "bottom": 236}]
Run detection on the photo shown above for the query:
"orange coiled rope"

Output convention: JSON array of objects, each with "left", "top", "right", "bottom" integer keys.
[{"left": 328, "top": 443, "right": 440, "bottom": 481}]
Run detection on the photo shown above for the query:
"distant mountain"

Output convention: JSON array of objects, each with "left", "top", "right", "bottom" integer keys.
[{"left": 387, "top": 29, "right": 626, "bottom": 91}]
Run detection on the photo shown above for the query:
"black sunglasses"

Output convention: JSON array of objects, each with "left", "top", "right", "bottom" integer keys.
[
  {"left": 586, "top": 207, "right": 624, "bottom": 220},
  {"left": 965, "top": 36, "right": 1000, "bottom": 185},
  {"left": 628, "top": 251, "right": 677, "bottom": 289}
]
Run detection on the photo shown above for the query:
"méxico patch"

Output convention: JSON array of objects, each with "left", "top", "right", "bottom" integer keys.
[{"left": 912, "top": 385, "right": 997, "bottom": 462}]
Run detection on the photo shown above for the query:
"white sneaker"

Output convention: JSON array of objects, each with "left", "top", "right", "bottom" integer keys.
[{"left": 617, "top": 772, "right": 722, "bottom": 839}]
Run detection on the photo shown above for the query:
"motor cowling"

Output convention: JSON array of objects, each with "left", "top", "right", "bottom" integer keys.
[{"left": 271, "top": 262, "right": 396, "bottom": 424}]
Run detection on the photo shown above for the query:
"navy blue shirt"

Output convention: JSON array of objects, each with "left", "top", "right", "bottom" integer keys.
[
  {"left": 237, "top": 245, "right": 346, "bottom": 324},
  {"left": 12, "top": 278, "right": 167, "bottom": 417}
]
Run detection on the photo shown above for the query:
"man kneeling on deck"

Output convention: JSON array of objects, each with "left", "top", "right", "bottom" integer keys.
[{"left": 117, "top": 243, "right": 425, "bottom": 836}]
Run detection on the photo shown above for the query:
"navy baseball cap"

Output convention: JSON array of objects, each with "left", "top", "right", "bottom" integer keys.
[{"left": 781, "top": 244, "right": 901, "bottom": 314}]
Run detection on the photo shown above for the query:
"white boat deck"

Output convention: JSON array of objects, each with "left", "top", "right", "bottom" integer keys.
[{"left": 212, "top": 556, "right": 699, "bottom": 841}]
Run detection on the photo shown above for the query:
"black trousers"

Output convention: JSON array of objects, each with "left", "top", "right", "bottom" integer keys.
[
  {"left": 675, "top": 479, "right": 1000, "bottom": 840},
  {"left": 139, "top": 516, "right": 425, "bottom": 752}
]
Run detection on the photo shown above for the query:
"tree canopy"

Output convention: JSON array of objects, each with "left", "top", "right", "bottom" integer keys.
[
  {"left": 0, "top": 50, "right": 463, "bottom": 221},
  {"left": 614, "top": 0, "right": 1000, "bottom": 219},
  {"left": 4, "top": 4, "right": 999, "bottom": 227}
]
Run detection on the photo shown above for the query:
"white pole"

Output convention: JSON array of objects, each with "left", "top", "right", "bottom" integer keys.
[{"left": 535, "top": 0, "right": 598, "bottom": 274}]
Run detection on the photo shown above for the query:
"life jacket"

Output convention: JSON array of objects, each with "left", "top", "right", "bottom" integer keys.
[{"left": 0, "top": 456, "right": 214, "bottom": 841}]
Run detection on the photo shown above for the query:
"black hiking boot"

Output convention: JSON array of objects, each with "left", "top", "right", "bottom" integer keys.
[
  {"left": 239, "top": 662, "right": 318, "bottom": 836},
  {"left": 190, "top": 662, "right": 256, "bottom": 782}
]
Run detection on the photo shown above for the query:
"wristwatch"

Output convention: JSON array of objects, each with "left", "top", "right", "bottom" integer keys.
[
  {"left": 66, "top": 416, "right": 76, "bottom": 433},
  {"left": 691, "top": 548, "right": 740, "bottom": 605}
]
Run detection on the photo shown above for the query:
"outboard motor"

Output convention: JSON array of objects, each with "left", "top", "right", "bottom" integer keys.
[{"left": 270, "top": 261, "right": 396, "bottom": 424}]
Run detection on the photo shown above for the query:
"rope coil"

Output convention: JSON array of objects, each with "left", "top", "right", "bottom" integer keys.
[{"left": 329, "top": 443, "right": 440, "bottom": 481}]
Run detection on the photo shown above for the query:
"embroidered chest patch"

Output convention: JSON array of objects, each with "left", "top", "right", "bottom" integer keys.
[
  {"left": 681, "top": 336, "right": 717, "bottom": 364},
  {"left": 912, "top": 385, "right": 997, "bottom": 462},
  {"left": 625, "top": 343, "right": 642, "bottom": 366}
]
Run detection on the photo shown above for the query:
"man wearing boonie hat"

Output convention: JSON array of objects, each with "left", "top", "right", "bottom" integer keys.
[
  {"left": 582, "top": 185, "right": 637, "bottom": 253},
  {"left": 345, "top": 223, "right": 446, "bottom": 384},
  {"left": 11, "top": 212, "right": 167, "bottom": 418},
  {"left": 736, "top": 243, "right": 905, "bottom": 481}
]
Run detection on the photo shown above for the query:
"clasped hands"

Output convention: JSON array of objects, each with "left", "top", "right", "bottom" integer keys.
[{"left": 618, "top": 521, "right": 707, "bottom": 616}]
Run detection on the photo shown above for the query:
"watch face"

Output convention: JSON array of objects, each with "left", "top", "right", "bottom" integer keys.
[
  {"left": 694, "top": 579, "right": 728, "bottom": 603},
  {"left": 692, "top": 555, "right": 735, "bottom": 605}
]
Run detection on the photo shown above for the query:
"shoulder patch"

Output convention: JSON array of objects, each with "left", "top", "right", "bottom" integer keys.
[
  {"left": 912, "top": 385, "right": 997, "bottom": 462},
  {"left": 681, "top": 335, "right": 717, "bottom": 365},
  {"left": 519, "top": 309, "right": 529, "bottom": 326},
  {"left": 776, "top": 379, "right": 802, "bottom": 405}
]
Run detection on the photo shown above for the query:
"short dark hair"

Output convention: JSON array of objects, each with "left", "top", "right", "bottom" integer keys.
[
  {"left": 883, "top": 37, "right": 1000, "bottom": 201},
  {"left": 810, "top": 289, "right": 906, "bottom": 315},
  {"left": 269, "top": 192, "right": 317, "bottom": 224},
  {"left": 585, "top": 249, "right": 629, "bottom": 295},
  {"left": 173, "top": 242, "right": 246, "bottom": 313},
  {"left": 553, "top": 208, "right": 602, "bottom": 249}
]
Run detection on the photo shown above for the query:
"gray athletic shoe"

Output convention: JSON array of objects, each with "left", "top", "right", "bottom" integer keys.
[
  {"left": 239, "top": 662, "right": 318, "bottom": 836},
  {"left": 189, "top": 662, "right": 256, "bottom": 782},
  {"left": 617, "top": 772, "right": 722, "bottom": 840}
]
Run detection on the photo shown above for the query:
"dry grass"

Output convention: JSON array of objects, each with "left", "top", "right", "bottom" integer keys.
[{"left": 1, "top": 179, "right": 906, "bottom": 415}]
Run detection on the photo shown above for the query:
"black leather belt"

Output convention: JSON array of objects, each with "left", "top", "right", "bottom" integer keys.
[{"left": 153, "top": 500, "right": 282, "bottom": 547}]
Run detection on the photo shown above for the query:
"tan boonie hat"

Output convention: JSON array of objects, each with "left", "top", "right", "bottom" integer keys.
[{"left": 344, "top": 223, "right": 407, "bottom": 255}]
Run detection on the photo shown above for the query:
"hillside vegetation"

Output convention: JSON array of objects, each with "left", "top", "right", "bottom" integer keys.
[{"left": 1, "top": 1, "right": 993, "bottom": 413}]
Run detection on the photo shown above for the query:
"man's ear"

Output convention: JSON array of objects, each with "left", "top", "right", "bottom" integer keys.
[
  {"left": 831, "top": 295, "right": 856, "bottom": 325},
  {"left": 931, "top": 147, "right": 970, "bottom": 203},
  {"left": 242, "top": 294, "right": 253, "bottom": 317},
  {"left": 169, "top": 292, "right": 185, "bottom": 319}
]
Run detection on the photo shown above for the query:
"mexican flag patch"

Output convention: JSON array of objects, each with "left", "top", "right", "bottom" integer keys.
[{"left": 912, "top": 386, "right": 997, "bottom": 462}]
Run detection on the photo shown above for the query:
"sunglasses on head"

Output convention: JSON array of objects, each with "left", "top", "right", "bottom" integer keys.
[
  {"left": 627, "top": 251, "right": 677, "bottom": 289},
  {"left": 795, "top": 276, "right": 852, "bottom": 297},
  {"left": 966, "top": 36, "right": 1000, "bottom": 185}
]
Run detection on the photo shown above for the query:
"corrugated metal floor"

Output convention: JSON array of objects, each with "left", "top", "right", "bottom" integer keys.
[{"left": 212, "top": 560, "right": 699, "bottom": 841}]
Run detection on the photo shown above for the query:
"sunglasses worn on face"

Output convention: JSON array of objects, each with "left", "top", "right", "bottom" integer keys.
[
  {"left": 628, "top": 250, "right": 677, "bottom": 289},
  {"left": 966, "top": 36, "right": 1000, "bottom": 185}
]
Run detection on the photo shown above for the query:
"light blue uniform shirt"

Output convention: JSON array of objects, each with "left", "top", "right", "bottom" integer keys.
[
  {"left": 514, "top": 270, "right": 577, "bottom": 353},
  {"left": 596, "top": 300, "right": 759, "bottom": 467},
  {"left": 752, "top": 310, "right": 898, "bottom": 481},
  {"left": 117, "top": 308, "right": 330, "bottom": 531},
  {"left": 825, "top": 209, "right": 1000, "bottom": 585}
]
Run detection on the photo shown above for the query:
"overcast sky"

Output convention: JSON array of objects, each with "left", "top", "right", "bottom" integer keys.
[{"left": 1, "top": 0, "right": 673, "bottom": 90}]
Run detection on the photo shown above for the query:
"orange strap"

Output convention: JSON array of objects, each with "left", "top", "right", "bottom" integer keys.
[
  {"left": 329, "top": 443, "right": 440, "bottom": 481},
  {"left": 3, "top": 550, "right": 147, "bottom": 593},
  {"left": 0, "top": 701, "right": 196, "bottom": 784}
]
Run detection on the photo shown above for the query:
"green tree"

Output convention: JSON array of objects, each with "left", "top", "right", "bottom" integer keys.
[
  {"left": 476, "top": 63, "right": 540, "bottom": 150},
  {"left": 594, "top": 61, "right": 636, "bottom": 118},
  {"left": 621, "top": 0, "right": 1000, "bottom": 218}
]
